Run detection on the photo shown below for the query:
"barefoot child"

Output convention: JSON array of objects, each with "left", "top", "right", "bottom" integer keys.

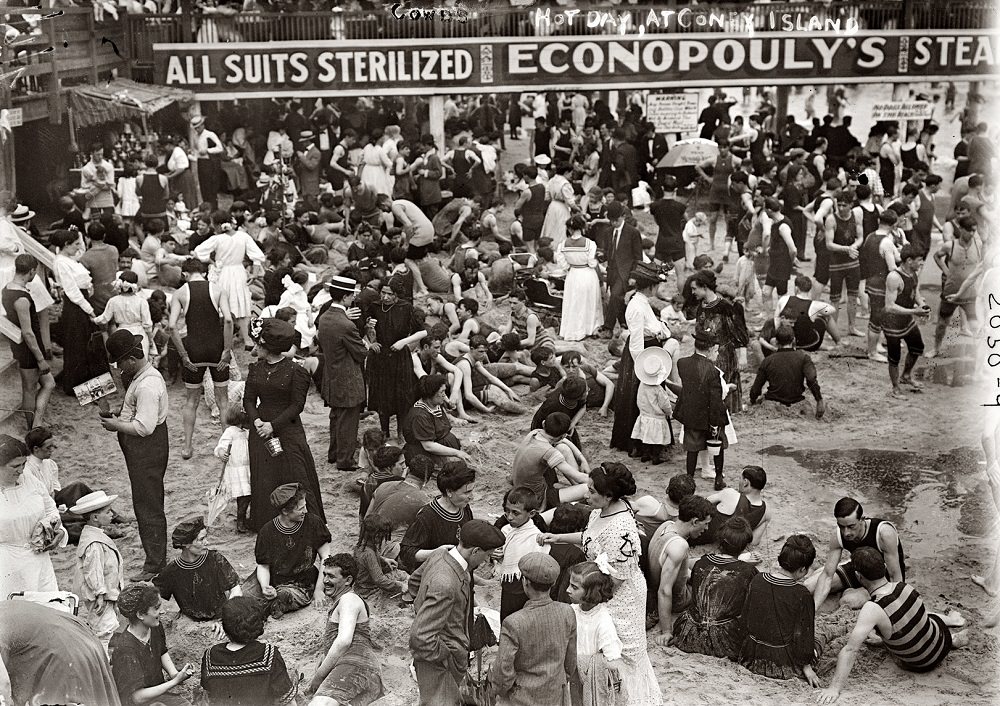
[{"left": 214, "top": 407, "right": 252, "bottom": 533}]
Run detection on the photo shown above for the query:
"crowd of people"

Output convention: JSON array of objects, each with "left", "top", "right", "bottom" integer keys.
[{"left": 0, "top": 84, "right": 995, "bottom": 706}]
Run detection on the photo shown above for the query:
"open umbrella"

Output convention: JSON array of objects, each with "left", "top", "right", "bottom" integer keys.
[
  {"left": 658, "top": 138, "right": 719, "bottom": 168},
  {"left": 206, "top": 442, "right": 232, "bottom": 527}
]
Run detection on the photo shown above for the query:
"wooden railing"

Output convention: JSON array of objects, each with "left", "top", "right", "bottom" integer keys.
[
  {"left": 122, "top": 0, "right": 998, "bottom": 67},
  {"left": 5, "top": 8, "right": 128, "bottom": 123}
]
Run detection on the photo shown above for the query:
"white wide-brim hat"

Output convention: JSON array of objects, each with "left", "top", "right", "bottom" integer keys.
[
  {"left": 635, "top": 347, "right": 673, "bottom": 385},
  {"left": 70, "top": 490, "right": 119, "bottom": 515}
]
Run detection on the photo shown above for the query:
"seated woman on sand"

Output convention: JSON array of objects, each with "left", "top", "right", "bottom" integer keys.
[
  {"left": 242, "top": 483, "right": 332, "bottom": 620},
  {"left": 154, "top": 516, "right": 242, "bottom": 638},
  {"left": 670, "top": 516, "right": 758, "bottom": 659},
  {"left": 200, "top": 596, "right": 298, "bottom": 706},
  {"left": 734, "top": 534, "right": 822, "bottom": 686}
]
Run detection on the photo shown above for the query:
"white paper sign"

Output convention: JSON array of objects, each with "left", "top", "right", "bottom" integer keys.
[
  {"left": 871, "top": 101, "right": 934, "bottom": 121},
  {"left": 646, "top": 93, "right": 700, "bottom": 133}
]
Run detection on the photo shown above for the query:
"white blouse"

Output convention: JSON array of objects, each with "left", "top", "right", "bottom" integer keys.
[
  {"left": 53, "top": 253, "right": 94, "bottom": 316},
  {"left": 572, "top": 603, "right": 623, "bottom": 660},
  {"left": 167, "top": 145, "right": 190, "bottom": 172},
  {"left": 625, "top": 291, "right": 670, "bottom": 360}
]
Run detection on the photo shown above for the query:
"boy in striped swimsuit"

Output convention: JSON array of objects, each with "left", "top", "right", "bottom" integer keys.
[{"left": 817, "top": 546, "right": 968, "bottom": 704}]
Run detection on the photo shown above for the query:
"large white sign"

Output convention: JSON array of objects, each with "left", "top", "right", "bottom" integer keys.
[{"left": 646, "top": 93, "right": 700, "bottom": 133}]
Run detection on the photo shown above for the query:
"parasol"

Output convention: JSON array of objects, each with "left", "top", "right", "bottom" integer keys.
[
  {"left": 657, "top": 138, "right": 719, "bottom": 168},
  {"left": 206, "top": 442, "right": 233, "bottom": 527}
]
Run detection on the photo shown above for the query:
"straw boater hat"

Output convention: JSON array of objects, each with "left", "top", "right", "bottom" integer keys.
[
  {"left": 635, "top": 347, "right": 673, "bottom": 385},
  {"left": 70, "top": 490, "right": 119, "bottom": 515},
  {"left": 9, "top": 204, "right": 35, "bottom": 223},
  {"left": 327, "top": 275, "right": 358, "bottom": 295},
  {"left": 533, "top": 154, "right": 551, "bottom": 167},
  {"left": 190, "top": 115, "right": 206, "bottom": 128},
  {"left": 298, "top": 130, "right": 314, "bottom": 143}
]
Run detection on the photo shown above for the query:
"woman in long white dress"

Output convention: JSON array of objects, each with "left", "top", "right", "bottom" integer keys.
[
  {"left": 0, "top": 434, "right": 67, "bottom": 599},
  {"left": 540, "top": 162, "right": 576, "bottom": 250},
  {"left": 540, "top": 463, "right": 662, "bottom": 706},
  {"left": 360, "top": 135, "right": 393, "bottom": 198},
  {"left": 556, "top": 214, "right": 604, "bottom": 341},
  {"left": 194, "top": 219, "right": 265, "bottom": 345}
]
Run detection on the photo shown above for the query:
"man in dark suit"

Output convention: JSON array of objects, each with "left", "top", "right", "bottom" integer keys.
[
  {"left": 597, "top": 123, "right": 615, "bottom": 189},
  {"left": 602, "top": 201, "right": 643, "bottom": 332},
  {"left": 410, "top": 520, "right": 505, "bottom": 706},
  {"left": 611, "top": 127, "right": 639, "bottom": 200},
  {"left": 317, "top": 276, "right": 367, "bottom": 471},
  {"left": 671, "top": 331, "right": 730, "bottom": 490},
  {"left": 635, "top": 121, "right": 669, "bottom": 187}
]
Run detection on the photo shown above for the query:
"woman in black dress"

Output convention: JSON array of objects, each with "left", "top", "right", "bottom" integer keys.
[
  {"left": 610, "top": 262, "right": 673, "bottom": 454},
  {"left": 682, "top": 270, "right": 750, "bottom": 415},
  {"left": 365, "top": 280, "right": 427, "bottom": 439},
  {"left": 244, "top": 318, "right": 326, "bottom": 532},
  {"left": 402, "top": 374, "right": 469, "bottom": 468}
]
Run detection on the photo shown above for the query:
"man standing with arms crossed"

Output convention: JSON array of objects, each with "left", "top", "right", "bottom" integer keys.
[{"left": 317, "top": 276, "right": 367, "bottom": 472}]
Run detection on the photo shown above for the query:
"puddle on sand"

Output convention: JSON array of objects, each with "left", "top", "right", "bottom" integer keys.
[{"left": 761, "top": 446, "right": 992, "bottom": 556}]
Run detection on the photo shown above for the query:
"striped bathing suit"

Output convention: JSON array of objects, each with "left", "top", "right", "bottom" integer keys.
[{"left": 872, "top": 582, "right": 952, "bottom": 673}]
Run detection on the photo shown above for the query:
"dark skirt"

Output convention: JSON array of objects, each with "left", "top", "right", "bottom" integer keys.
[
  {"left": 58, "top": 298, "right": 109, "bottom": 395},
  {"left": 717, "top": 344, "right": 742, "bottom": 415},
  {"left": 610, "top": 337, "right": 673, "bottom": 452},
  {"left": 248, "top": 422, "right": 326, "bottom": 531},
  {"left": 366, "top": 349, "right": 416, "bottom": 418}
]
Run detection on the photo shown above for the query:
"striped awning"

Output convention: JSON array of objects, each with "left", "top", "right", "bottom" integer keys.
[{"left": 69, "top": 79, "right": 195, "bottom": 128}]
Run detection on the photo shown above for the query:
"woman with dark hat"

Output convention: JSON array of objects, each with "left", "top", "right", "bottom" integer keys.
[
  {"left": 609, "top": 261, "right": 674, "bottom": 454},
  {"left": 365, "top": 280, "right": 427, "bottom": 440},
  {"left": 244, "top": 318, "right": 326, "bottom": 531},
  {"left": 154, "top": 516, "right": 242, "bottom": 632},
  {"left": 681, "top": 269, "right": 750, "bottom": 415},
  {"left": 241, "top": 483, "right": 332, "bottom": 620}
]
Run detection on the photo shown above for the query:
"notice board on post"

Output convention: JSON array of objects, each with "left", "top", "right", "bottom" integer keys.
[
  {"left": 871, "top": 101, "right": 935, "bottom": 121},
  {"left": 646, "top": 93, "right": 700, "bottom": 133}
]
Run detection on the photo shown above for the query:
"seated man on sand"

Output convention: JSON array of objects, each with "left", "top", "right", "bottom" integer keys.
[
  {"left": 748, "top": 324, "right": 826, "bottom": 419},
  {"left": 696, "top": 465, "right": 773, "bottom": 552},
  {"left": 773, "top": 275, "right": 842, "bottom": 352},
  {"left": 807, "top": 497, "right": 906, "bottom": 610},
  {"left": 816, "top": 546, "right": 967, "bottom": 705},
  {"left": 648, "top": 495, "right": 714, "bottom": 644},
  {"left": 511, "top": 412, "right": 590, "bottom": 513},
  {"left": 454, "top": 334, "right": 526, "bottom": 415}
]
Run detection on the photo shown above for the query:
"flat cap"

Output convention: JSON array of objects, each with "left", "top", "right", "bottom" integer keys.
[
  {"left": 459, "top": 519, "right": 505, "bottom": 551},
  {"left": 171, "top": 515, "right": 206, "bottom": 548},
  {"left": 519, "top": 552, "right": 560, "bottom": 585},
  {"left": 270, "top": 482, "right": 301, "bottom": 508}
]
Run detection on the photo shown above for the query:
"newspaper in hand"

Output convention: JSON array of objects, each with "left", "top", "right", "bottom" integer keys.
[{"left": 73, "top": 372, "right": 118, "bottom": 407}]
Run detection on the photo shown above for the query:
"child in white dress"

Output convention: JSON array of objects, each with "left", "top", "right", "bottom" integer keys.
[
  {"left": 567, "top": 561, "right": 624, "bottom": 706},
  {"left": 91, "top": 270, "right": 154, "bottom": 357},
  {"left": 631, "top": 348, "right": 675, "bottom": 465},
  {"left": 214, "top": 407, "right": 251, "bottom": 533}
]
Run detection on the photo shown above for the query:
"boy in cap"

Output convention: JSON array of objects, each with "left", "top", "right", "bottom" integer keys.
[
  {"left": 72, "top": 489, "right": 124, "bottom": 653},
  {"left": 410, "top": 519, "right": 505, "bottom": 706},
  {"left": 489, "top": 552, "right": 577, "bottom": 706}
]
